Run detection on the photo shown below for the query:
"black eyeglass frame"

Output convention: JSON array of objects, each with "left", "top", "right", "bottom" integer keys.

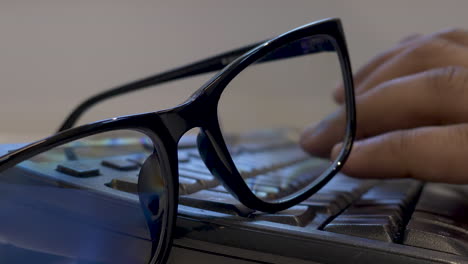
[
  {"left": 190, "top": 18, "right": 356, "bottom": 212},
  {"left": 0, "top": 17, "right": 355, "bottom": 263}
]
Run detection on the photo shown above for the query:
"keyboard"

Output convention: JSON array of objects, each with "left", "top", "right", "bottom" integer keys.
[{"left": 2, "top": 132, "right": 468, "bottom": 263}]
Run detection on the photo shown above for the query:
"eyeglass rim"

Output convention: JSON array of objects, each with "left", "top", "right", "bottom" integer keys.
[
  {"left": 186, "top": 17, "right": 356, "bottom": 212},
  {"left": 0, "top": 114, "right": 179, "bottom": 264}
]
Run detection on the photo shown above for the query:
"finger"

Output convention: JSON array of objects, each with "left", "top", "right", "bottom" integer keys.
[
  {"left": 334, "top": 29, "right": 468, "bottom": 104},
  {"left": 333, "top": 34, "right": 423, "bottom": 104},
  {"left": 435, "top": 28, "right": 468, "bottom": 46},
  {"left": 331, "top": 124, "right": 468, "bottom": 183},
  {"left": 301, "top": 66, "right": 468, "bottom": 157},
  {"left": 333, "top": 39, "right": 418, "bottom": 104},
  {"left": 354, "top": 32, "right": 468, "bottom": 99},
  {"left": 399, "top": 33, "right": 422, "bottom": 44}
]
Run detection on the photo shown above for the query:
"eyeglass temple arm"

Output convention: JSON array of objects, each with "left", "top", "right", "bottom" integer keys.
[{"left": 57, "top": 37, "right": 334, "bottom": 132}]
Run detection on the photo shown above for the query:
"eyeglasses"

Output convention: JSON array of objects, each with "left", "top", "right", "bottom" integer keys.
[{"left": 0, "top": 18, "right": 355, "bottom": 264}]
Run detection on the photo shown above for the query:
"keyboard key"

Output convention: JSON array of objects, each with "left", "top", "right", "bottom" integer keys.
[
  {"left": 178, "top": 169, "right": 215, "bottom": 182},
  {"left": 179, "top": 176, "right": 203, "bottom": 195},
  {"left": 106, "top": 176, "right": 138, "bottom": 194},
  {"left": 404, "top": 211, "right": 468, "bottom": 256},
  {"left": 412, "top": 184, "right": 468, "bottom": 221},
  {"left": 318, "top": 174, "right": 376, "bottom": 199},
  {"left": 179, "top": 160, "right": 212, "bottom": 175},
  {"left": 301, "top": 192, "right": 350, "bottom": 216},
  {"left": 177, "top": 150, "right": 191, "bottom": 162},
  {"left": 209, "top": 185, "right": 229, "bottom": 193},
  {"left": 185, "top": 148, "right": 202, "bottom": 158},
  {"left": 246, "top": 175, "right": 282, "bottom": 187},
  {"left": 324, "top": 179, "right": 422, "bottom": 242},
  {"left": 324, "top": 216, "right": 398, "bottom": 242},
  {"left": 403, "top": 184, "right": 468, "bottom": 256},
  {"left": 252, "top": 205, "right": 315, "bottom": 227},
  {"left": 300, "top": 176, "right": 376, "bottom": 217},
  {"left": 178, "top": 169, "right": 218, "bottom": 191},
  {"left": 249, "top": 184, "right": 280, "bottom": 195},
  {"left": 300, "top": 198, "right": 342, "bottom": 216},
  {"left": 56, "top": 162, "right": 100, "bottom": 177},
  {"left": 179, "top": 190, "right": 254, "bottom": 217},
  {"left": 101, "top": 158, "right": 139, "bottom": 171},
  {"left": 126, "top": 154, "right": 147, "bottom": 166},
  {"left": 345, "top": 204, "right": 404, "bottom": 224}
]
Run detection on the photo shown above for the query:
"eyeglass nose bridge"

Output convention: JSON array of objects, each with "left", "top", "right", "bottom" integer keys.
[{"left": 159, "top": 92, "right": 220, "bottom": 137}]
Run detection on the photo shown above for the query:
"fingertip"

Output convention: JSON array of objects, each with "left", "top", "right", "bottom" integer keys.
[
  {"left": 332, "top": 86, "right": 345, "bottom": 104},
  {"left": 334, "top": 133, "right": 413, "bottom": 180},
  {"left": 330, "top": 142, "right": 342, "bottom": 160},
  {"left": 299, "top": 122, "right": 326, "bottom": 157},
  {"left": 331, "top": 141, "right": 356, "bottom": 177},
  {"left": 332, "top": 138, "right": 386, "bottom": 179},
  {"left": 300, "top": 109, "right": 347, "bottom": 160}
]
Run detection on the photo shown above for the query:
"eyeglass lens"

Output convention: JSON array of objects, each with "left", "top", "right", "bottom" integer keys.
[
  {"left": 218, "top": 36, "right": 347, "bottom": 202},
  {"left": 0, "top": 130, "right": 166, "bottom": 264}
]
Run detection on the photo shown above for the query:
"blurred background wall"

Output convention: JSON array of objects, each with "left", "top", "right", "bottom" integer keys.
[{"left": 0, "top": 0, "right": 467, "bottom": 142}]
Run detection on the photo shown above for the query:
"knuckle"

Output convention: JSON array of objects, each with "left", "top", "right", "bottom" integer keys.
[
  {"left": 422, "top": 66, "right": 468, "bottom": 125},
  {"left": 404, "top": 35, "right": 454, "bottom": 60},
  {"left": 436, "top": 27, "right": 468, "bottom": 39},
  {"left": 449, "top": 125, "right": 468, "bottom": 146},
  {"left": 426, "top": 66, "right": 468, "bottom": 95},
  {"left": 388, "top": 131, "right": 408, "bottom": 155},
  {"left": 384, "top": 131, "right": 412, "bottom": 175},
  {"left": 372, "top": 49, "right": 393, "bottom": 63}
]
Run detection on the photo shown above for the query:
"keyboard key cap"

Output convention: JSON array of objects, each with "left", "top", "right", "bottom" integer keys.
[
  {"left": 179, "top": 160, "right": 212, "bottom": 175},
  {"left": 300, "top": 198, "right": 342, "bottom": 216},
  {"left": 179, "top": 169, "right": 215, "bottom": 182},
  {"left": 324, "top": 216, "right": 397, "bottom": 242},
  {"left": 179, "top": 176, "right": 197, "bottom": 185},
  {"left": 101, "top": 158, "right": 139, "bottom": 171},
  {"left": 360, "top": 180, "right": 421, "bottom": 205},
  {"left": 308, "top": 192, "right": 351, "bottom": 209},
  {"left": 177, "top": 150, "right": 191, "bottom": 162},
  {"left": 403, "top": 184, "right": 468, "bottom": 256},
  {"left": 300, "top": 177, "right": 375, "bottom": 217},
  {"left": 179, "top": 176, "right": 203, "bottom": 195},
  {"left": 248, "top": 183, "right": 280, "bottom": 193},
  {"left": 178, "top": 170, "right": 218, "bottom": 191},
  {"left": 179, "top": 190, "right": 254, "bottom": 217},
  {"left": 126, "top": 154, "right": 147, "bottom": 166},
  {"left": 253, "top": 205, "right": 315, "bottom": 227},
  {"left": 56, "top": 162, "right": 100, "bottom": 177},
  {"left": 404, "top": 211, "right": 468, "bottom": 256},
  {"left": 345, "top": 204, "right": 404, "bottom": 224},
  {"left": 209, "top": 185, "right": 229, "bottom": 193},
  {"left": 319, "top": 175, "right": 376, "bottom": 199},
  {"left": 324, "top": 179, "right": 422, "bottom": 242},
  {"left": 413, "top": 184, "right": 468, "bottom": 221},
  {"left": 106, "top": 176, "right": 138, "bottom": 194}
]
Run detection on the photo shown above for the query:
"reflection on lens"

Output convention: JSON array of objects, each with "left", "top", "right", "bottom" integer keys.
[
  {"left": 0, "top": 130, "right": 165, "bottom": 263},
  {"left": 218, "top": 36, "right": 346, "bottom": 202}
]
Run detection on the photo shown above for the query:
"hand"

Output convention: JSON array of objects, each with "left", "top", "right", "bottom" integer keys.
[{"left": 300, "top": 28, "right": 468, "bottom": 184}]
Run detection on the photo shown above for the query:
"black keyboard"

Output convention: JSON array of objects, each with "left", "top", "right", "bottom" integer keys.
[{"left": 3, "top": 135, "right": 468, "bottom": 263}]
